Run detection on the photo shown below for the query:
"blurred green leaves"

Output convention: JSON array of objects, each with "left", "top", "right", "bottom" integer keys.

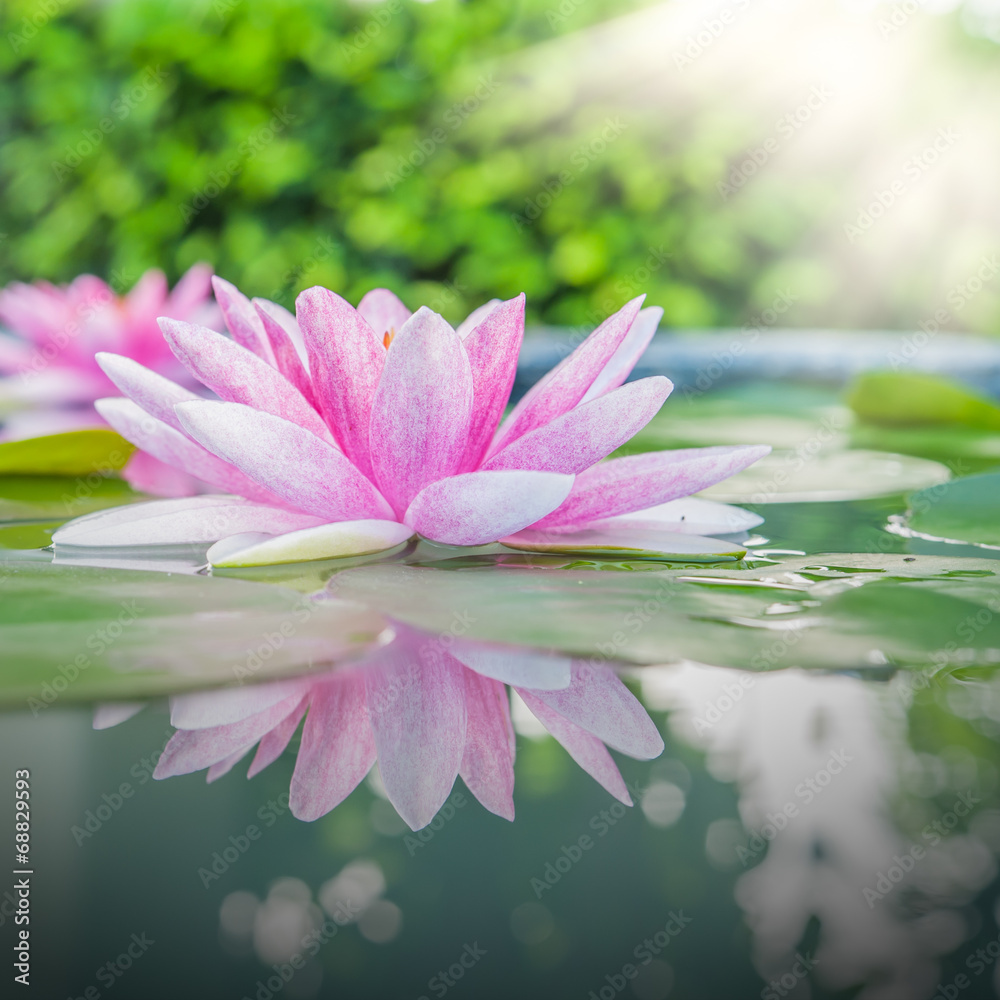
[{"left": 0, "top": 0, "right": 786, "bottom": 327}]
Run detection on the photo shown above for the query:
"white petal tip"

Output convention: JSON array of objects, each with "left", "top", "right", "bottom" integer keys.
[
  {"left": 501, "top": 528, "right": 747, "bottom": 560},
  {"left": 208, "top": 520, "right": 414, "bottom": 567}
]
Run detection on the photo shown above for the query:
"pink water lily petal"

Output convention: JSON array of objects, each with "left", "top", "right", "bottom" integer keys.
[
  {"left": 207, "top": 747, "right": 254, "bottom": 783},
  {"left": 175, "top": 400, "right": 394, "bottom": 522},
  {"left": 166, "top": 263, "right": 215, "bottom": 318},
  {"left": 160, "top": 319, "right": 332, "bottom": 443},
  {"left": 450, "top": 640, "right": 572, "bottom": 691},
  {"left": 96, "top": 352, "right": 199, "bottom": 431},
  {"left": 520, "top": 663, "right": 663, "bottom": 759},
  {"left": 370, "top": 307, "right": 474, "bottom": 514},
  {"left": 365, "top": 635, "right": 467, "bottom": 830},
  {"left": 484, "top": 376, "right": 671, "bottom": 475},
  {"left": 93, "top": 702, "right": 146, "bottom": 730},
  {"left": 52, "top": 495, "right": 324, "bottom": 546},
  {"left": 585, "top": 497, "right": 764, "bottom": 536},
  {"left": 455, "top": 299, "right": 501, "bottom": 340},
  {"left": 516, "top": 690, "right": 632, "bottom": 805},
  {"left": 357, "top": 288, "right": 411, "bottom": 338},
  {"left": 460, "top": 668, "right": 515, "bottom": 821},
  {"left": 248, "top": 696, "right": 309, "bottom": 778},
  {"left": 534, "top": 445, "right": 772, "bottom": 528},
  {"left": 290, "top": 673, "right": 376, "bottom": 822},
  {"left": 404, "top": 470, "right": 574, "bottom": 546},
  {"left": 212, "top": 276, "right": 272, "bottom": 362},
  {"left": 581, "top": 306, "right": 663, "bottom": 403},
  {"left": 121, "top": 449, "right": 205, "bottom": 498},
  {"left": 95, "top": 397, "right": 287, "bottom": 504},
  {"left": 172, "top": 680, "right": 312, "bottom": 729},
  {"left": 296, "top": 286, "right": 385, "bottom": 476},
  {"left": 489, "top": 296, "right": 644, "bottom": 456},
  {"left": 125, "top": 268, "right": 168, "bottom": 319},
  {"left": 460, "top": 295, "right": 525, "bottom": 471},
  {"left": 253, "top": 299, "right": 315, "bottom": 407},
  {"left": 155, "top": 693, "right": 306, "bottom": 778}
]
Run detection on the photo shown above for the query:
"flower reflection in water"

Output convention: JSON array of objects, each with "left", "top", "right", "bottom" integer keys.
[
  {"left": 99, "top": 621, "right": 663, "bottom": 831},
  {"left": 642, "top": 663, "right": 999, "bottom": 999}
]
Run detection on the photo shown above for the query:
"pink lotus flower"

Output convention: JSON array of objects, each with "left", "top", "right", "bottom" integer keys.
[
  {"left": 99, "top": 623, "right": 664, "bottom": 830},
  {"left": 0, "top": 265, "right": 221, "bottom": 495},
  {"left": 53, "top": 281, "right": 769, "bottom": 563}
]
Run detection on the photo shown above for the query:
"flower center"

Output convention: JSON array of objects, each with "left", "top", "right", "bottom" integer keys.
[{"left": 382, "top": 327, "right": 396, "bottom": 349}]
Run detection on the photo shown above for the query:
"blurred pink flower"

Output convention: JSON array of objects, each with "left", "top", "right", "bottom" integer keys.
[
  {"left": 99, "top": 623, "right": 664, "bottom": 830},
  {"left": 54, "top": 280, "right": 768, "bottom": 562},
  {"left": 0, "top": 264, "right": 220, "bottom": 495}
]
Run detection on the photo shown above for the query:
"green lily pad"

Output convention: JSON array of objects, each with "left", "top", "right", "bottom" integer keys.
[
  {"left": 619, "top": 383, "right": 849, "bottom": 454},
  {"left": 847, "top": 372, "right": 1000, "bottom": 430},
  {"left": 332, "top": 553, "right": 1000, "bottom": 673},
  {"left": 850, "top": 422, "right": 1000, "bottom": 474},
  {"left": 0, "top": 429, "right": 135, "bottom": 475},
  {"left": 0, "top": 474, "right": 145, "bottom": 522},
  {"left": 0, "top": 558, "right": 387, "bottom": 709},
  {"left": 906, "top": 472, "right": 1000, "bottom": 547},
  {"left": 699, "top": 449, "right": 950, "bottom": 503}
]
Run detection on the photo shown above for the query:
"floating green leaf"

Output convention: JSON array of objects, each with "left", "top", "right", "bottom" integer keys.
[
  {"left": 906, "top": 472, "right": 1000, "bottom": 547},
  {"left": 0, "top": 475, "right": 144, "bottom": 522},
  {"left": 0, "top": 430, "right": 135, "bottom": 475},
  {"left": 847, "top": 372, "right": 1000, "bottom": 430},
  {"left": 0, "top": 556, "right": 386, "bottom": 709},
  {"left": 332, "top": 553, "right": 1000, "bottom": 673},
  {"left": 699, "top": 449, "right": 950, "bottom": 503}
]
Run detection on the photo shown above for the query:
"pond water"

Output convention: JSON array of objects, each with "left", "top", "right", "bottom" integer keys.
[{"left": 2, "top": 378, "right": 1000, "bottom": 1000}]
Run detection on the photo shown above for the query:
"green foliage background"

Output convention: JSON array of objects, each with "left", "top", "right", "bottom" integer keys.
[{"left": 1, "top": 0, "right": 996, "bottom": 333}]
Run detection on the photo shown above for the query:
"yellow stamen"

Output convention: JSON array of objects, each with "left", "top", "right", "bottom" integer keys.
[{"left": 383, "top": 327, "right": 395, "bottom": 349}]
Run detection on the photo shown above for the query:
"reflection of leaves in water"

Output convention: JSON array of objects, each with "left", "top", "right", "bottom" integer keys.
[{"left": 0, "top": 560, "right": 386, "bottom": 708}]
